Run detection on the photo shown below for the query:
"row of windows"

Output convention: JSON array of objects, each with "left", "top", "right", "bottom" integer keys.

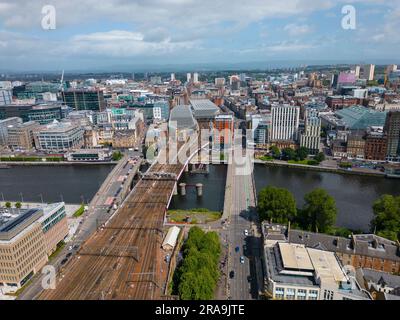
[{"left": 274, "top": 287, "right": 319, "bottom": 300}]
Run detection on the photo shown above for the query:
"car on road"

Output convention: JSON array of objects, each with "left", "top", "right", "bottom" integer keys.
[
  {"left": 235, "top": 246, "right": 240, "bottom": 253},
  {"left": 229, "top": 271, "right": 235, "bottom": 279},
  {"left": 60, "top": 258, "right": 68, "bottom": 265},
  {"left": 68, "top": 246, "right": 73, "bottom": 251},
  {"left": 244, "top": 230, "right": 249, "bottom": 236},
  {"left": 240, "top": 256, "right": 245, "bottom": 264},
  {"left": 66, "top": 253, "right": 72, "bottom": 258}
]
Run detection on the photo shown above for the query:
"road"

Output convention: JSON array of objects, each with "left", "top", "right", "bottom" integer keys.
[
  {"left": 18, "top": 151, "right": 142, "bottom": 300},
  {"left": 226, "top": 149, "right": 263, "bottom": 300}
]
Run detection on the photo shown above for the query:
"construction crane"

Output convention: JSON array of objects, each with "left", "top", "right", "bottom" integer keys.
[{"left": 59, "top": 69, "right": 64, "bottom": 91}]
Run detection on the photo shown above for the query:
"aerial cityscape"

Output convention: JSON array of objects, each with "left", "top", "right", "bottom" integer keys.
[{"left": 0, "top": 0, "right": 400, "bottom": 306}]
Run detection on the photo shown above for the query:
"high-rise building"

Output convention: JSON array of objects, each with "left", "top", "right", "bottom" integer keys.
[
  {"left": 354, "top": 65, "right": 361, "bottom": 78},
  {"left": 300, "top": 109, "right": 321, "bottom": 154},
  {"left": 384, "top": 111, "right": 400, "bottom": 161},
  {"left": 0, "top": 89, "right": 12, "bottom": 106},
  {"left": 361, "top": 64, "right": 375, "bottom": 81},
  {"left": 271, "top": 104, "right": 300, "bottom": 142},
  {"left": 193, "top": 72, "right": 199, "bottom": 84},
  {"left": 62, "top": 89, "right": 106, "bottom": 112},
  {"left": 386, "top": 64, "right": 397, "bottom": 74},
  {"left": 186, "top": 73, "right": 192, "bottom": 83},
  {"left": 171, "top": 73, "right": 175, "bottom": 81}
]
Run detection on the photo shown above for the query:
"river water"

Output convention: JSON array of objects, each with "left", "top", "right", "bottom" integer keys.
[
  {"left": 0, "top": 164, "right": 398, "bottom": 231},
  {"left": 0, "top": 165, "right": 114, "bottom": 204},
  {"left": 170, "top": 164, "right": 399, "bottom": 232}
]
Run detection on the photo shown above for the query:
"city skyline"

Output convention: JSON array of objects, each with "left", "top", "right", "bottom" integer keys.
[{"left": 0, "top": 0, "right": 400, "bottom": 71}]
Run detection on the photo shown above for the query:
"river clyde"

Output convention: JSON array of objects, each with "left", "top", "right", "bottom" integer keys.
[{"left": 0, "top": 164, "right": 398, "bottom": 231}]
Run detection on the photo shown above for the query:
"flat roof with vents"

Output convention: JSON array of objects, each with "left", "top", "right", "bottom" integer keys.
[{"left": 278, "top": 242, "right": 314, "bottom": 271}]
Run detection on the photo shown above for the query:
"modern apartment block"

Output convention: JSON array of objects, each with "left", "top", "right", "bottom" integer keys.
[
  {"left": 271, "top": 104, "right": 300, "bottom": 142},
  {"left": 7, "top": 121, "right": 40, "bottom": 150},
  {"left": 300, "top": 109, "right": 321, "bottom": 154},
  {"left": 62, "top": 89, "right": 106, "bottom": 112},
  {"left": 35, "top": 121, "right": 84, "bottom": 152},
  {"left": 0, "top": 203, "right": 68, "bottom": 292}
]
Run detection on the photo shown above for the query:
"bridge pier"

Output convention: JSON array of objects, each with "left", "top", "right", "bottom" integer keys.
[
  {"left": 196, "top": 183, "right": 203, "bottom": 197},
  {"left": 179, "top": 183, "right": 186, "bottom": 196}
]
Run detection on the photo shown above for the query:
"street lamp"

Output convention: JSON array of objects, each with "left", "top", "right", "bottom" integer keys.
[
  {"left": 19, "top": 192, "right": 24, "bottom": 203},
  {"left": 39, "top": 194, "right": 44, "bottom": 204},
  {"left": 60, "top": 194, "right": 64, "bottom": 203}
]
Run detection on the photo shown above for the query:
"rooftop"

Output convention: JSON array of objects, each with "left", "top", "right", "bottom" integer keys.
[
  {"left": 335, "top": 106, "right": 387, "bottom": 130},
  {"left": 169, "top": 105, "right": 198, "bottom": 130},
  {"left": 190, "top": 99, "right": 220, "bottom": 119}
]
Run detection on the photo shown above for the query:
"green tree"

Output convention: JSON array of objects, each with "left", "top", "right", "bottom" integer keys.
[
  {"left": 175, "top": 227, "right": 221, "bottom": 300},
  {"left": 296, "top": 147, "right": 309, "bottom": 161},
  {"left": 299, "top": 189, "right": 337, "bottom": 233},
  {"left": 5, "top": 202, "right": 11, "bottom": 208},
  {"left": 282, "top": 147, "right": 296, "bottom": 161},
  {"left": 270, "top": 145, "right": 281, "bottom": 159},
  {"left": 314, "top": 152, "right": 325, "bottom": 163},
  {"left": 370, "top": 195, "right": 400, "bottom": 241},
  {"left": 258, "top": 186, "right": 297, "bottom": 223},
  {"left": 112, "top": 151, "right": 123, "bottom": 161},
  {"left": 15, "top": 202, "right": 22, "bottom": 209}
]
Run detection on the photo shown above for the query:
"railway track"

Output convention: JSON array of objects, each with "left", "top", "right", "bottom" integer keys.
[{"left": 38, "top": 144, "right": 187, "bottom": 300}]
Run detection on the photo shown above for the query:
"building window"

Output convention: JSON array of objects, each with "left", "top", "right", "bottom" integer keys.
[
  {"left": 308, "top": 290, "right": 318, "bottom": 300},
  {"left": 297, "top": 289, "right": 306, "bottom": 300},
  {"left": 275, "top": 287, "right": 284, "bottom": 299},
  {"left": 285, "top": 288, "right": 295, "bottom": 300}
]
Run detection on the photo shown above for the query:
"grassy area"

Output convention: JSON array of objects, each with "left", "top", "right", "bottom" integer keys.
[
  {"left": 288, "top": 159, "right": 320, "bottom": 166},
  {"left": 168, "top": 208, "right": 222, "bottom": 223},
  {"left": 339, "top": 162, "right": 353, "bottom": 169},
  {"left": 73, "top": 204, "right": 85, "bottom": 218},
  {"left": 258, "top": 155, "right": 274, "bottom": 161},
  {"left": 48, "top": 241, "right": 66, "bottom": 262}
]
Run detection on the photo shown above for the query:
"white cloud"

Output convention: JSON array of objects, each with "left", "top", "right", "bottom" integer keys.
[{"left": 283, "top": 23, "right": 313, "bottom": 36}]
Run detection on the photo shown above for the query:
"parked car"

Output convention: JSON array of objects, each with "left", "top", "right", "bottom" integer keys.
[
  {"left": 244, "top": 230, "right": 249, "bottom": 236},
  {"left": 235, "top": 246, "right": 240, "bottom": 253},
  {"left": 229, "top": 271, "right": 235, "bottom": 279},
  {"left": 240, "top": 256, "right": 245, "bottom": 264}
]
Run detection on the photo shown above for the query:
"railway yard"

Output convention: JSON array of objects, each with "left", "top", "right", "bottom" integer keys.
[{"left": 39, "top": 155, "right": 185, "bottom": 300}]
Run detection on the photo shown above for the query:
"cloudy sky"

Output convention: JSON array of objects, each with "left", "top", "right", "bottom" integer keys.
[{"left": 0, "top": 0, "right": 399, "bottom": 71}]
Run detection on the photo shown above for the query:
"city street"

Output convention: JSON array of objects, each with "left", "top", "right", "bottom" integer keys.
[{"left": 226, "top": 150, "right": 263, "bottom": 300}]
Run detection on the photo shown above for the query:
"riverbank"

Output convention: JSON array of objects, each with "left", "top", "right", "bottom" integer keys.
[{"left": 253, "top": 159, "right": 386, "bottom": 178}]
